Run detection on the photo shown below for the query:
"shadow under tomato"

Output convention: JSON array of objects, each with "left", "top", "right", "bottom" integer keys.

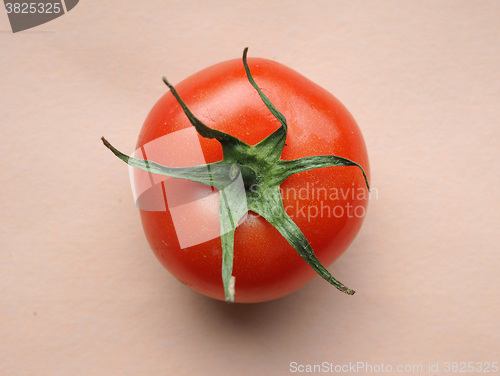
[
  {"left": 183, "top": 279, "right": 345, "bottom": 337},
  {"left": 192, "top": 287, "right": 297, "bottom": 317}
]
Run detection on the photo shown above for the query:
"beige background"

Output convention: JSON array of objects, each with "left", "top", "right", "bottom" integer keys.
[{"left": 1, "top": 1, "right": 499, "bottom": 375}]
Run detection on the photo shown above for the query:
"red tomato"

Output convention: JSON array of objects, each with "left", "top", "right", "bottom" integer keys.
[{"left": 135, "top": 55, "right": 369, "bottom": 303}]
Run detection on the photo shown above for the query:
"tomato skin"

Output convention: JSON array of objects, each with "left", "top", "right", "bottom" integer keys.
[{"left": 136, "top": 57, "right": 369, "bottom": 303}]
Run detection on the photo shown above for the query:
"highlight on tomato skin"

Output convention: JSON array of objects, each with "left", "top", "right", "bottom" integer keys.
[{"left": 102, "top": 48, "right": 370, "bottom": 303}]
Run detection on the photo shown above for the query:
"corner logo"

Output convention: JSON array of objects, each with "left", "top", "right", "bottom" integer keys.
[{"left": 4, "top": 0, "right": 79, "bottom": 33}]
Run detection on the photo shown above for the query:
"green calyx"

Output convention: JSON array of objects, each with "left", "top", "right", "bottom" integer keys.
[{"left": 102, "top": 47, "right": 369, "bottom": 302}]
